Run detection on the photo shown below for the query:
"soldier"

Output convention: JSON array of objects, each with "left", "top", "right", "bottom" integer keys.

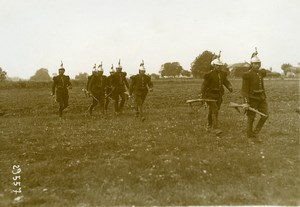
[
  {"left": 104, "top": 64, "right": 115, "bottom": 113},
  {"left": 51, "top": 62, "right": 72, "bottom": 118},
  {"left": 242, "top": 48, "right": 269, "bottom": 143},
  {"left": 111, "top": 59, "right": 129, "bottom": 115},
  {"left": 129, "top": 61, "right": 153, "bottom": 121},
  {"left": 200, "top": 52, "right": 233, "bottom": 135},
  {"left": 87, "top": 64, "right": 97, "bottom": 90},
  {"left": 87, "top": 63, "right": 107, "bottom": 115}
]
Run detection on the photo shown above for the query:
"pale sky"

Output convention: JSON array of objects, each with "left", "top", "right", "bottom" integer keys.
[{"left": 0, "top": 0, "right": 299, "bottom": 79}]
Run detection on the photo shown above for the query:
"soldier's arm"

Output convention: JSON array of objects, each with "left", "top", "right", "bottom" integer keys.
[
  {"left": 147, "top": 76, "right": 153, "bottom": 91},
  {"left": 124, "top": 75, "right": 129, "bottom": 90},
  {"left": 88, "top": 76, "right": 94, "bottom": 92},
  {"left": 67, "top": 76, "right": 72, "bottom": 89},
  {"left": 200, "top": 74, "right": 209, "bottom": 97},
  {"left": 241, "top": 73, "right": 250, "bottom": 103},
  {"left": 129, "top": 76, "right": 135, "bottom": 96},
  {"left": 223, "top": 72, "right": 233, "bottom": 92},
  {"left": 51, "top": 77, "right": 56, "bottom": 95}
]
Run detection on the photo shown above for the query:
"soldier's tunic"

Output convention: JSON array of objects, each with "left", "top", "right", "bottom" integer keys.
[
  {"left": 111, "top": 71, "right": 129, "bottom": 112},
  {"left": 88, "top": 74, "right": 107, "bottom": 111},
  {"left": 200, "top": 70, "right": 232, "bottom": 127},
  {"left": 242, "top": 69, "right": 269, "bottom": 138},
  {"left": 129, "top": 74, "right": 153, "bottom": 105},
  {"left": 52, "top": 75, "right": 72, "bottom": 117}
]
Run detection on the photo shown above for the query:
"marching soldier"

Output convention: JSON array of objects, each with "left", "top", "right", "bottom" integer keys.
[
  {"left": 104, "top": 64, "right": 115, "bottom": 113},
  {"left": 87, "top": 64, "right": 97, "bottom": 90},
  {"left": 200, "top": 52, "right": 233, "bottom": 135},
  {"left": 129, "top": 61, "right": 153, "bottom": 121},
  {"left": 111, "top": 59, "right": 129, "bottom": 115},
  {"left": 87, "top": 63, "right": 107, "bottom": 115},
  {"left": 51, "top": 62, "right": 72, "bottom": 118},
  {"left": 242, "top": 48, "right": 269, "bottom": 143}
]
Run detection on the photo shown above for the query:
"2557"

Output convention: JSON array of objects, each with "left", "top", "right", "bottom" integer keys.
[{"left": 12, "top": 165, "right": 21, "bottom": 194}]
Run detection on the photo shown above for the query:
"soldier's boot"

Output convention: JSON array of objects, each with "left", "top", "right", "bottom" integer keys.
[
  {"left": 212, "top": 114, "right": 222, "bottom": 135},
  {"left": 206, "top": 113, "right": 212, "bottom": 131},
  {"left": 253, "top": 116, "right": 268, "bottom": 143},
  {"left": 247, "top": 116, "right": 256, "bottom": 142}
]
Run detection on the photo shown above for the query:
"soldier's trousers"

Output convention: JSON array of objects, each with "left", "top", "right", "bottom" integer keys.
[
  {"left": 247, "top": 98, "right": 269, "bottom": 137},
  {"left": 89, "top": 93, "right": 105, "bottom": 112},
  {"left": 105, "top": 88, "right": 113, "bottom": 111},
  {"left": 113, "top": 92, "right": 126, "bottom": 112},
  {"left": 133, "top": 92, "right": 148, "bottom": 115},
  {"left": 206, "top": 97, "right": 222, "bottom": 129},
  {"left": 56, "top": 91, "right": 69, "bottom": 117}
]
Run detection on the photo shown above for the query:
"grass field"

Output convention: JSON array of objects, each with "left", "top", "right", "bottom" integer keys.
[{"left": 0, "top": 79, "right": 299, "bottom": 206}]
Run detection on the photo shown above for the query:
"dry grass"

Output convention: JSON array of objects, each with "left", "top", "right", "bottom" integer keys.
[{"left": 0, "top": 79, "right": 299, "bottom": 206}]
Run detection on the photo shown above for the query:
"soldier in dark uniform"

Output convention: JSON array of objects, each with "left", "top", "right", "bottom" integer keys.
[
  {"left": 242, "top": 49, "right": 269, "bottom": 143},
  {"left": 200, "top": 52, "right": 233, "bottom": 135},
  {"left": 87, "top": 64, "right": 97, "bottom": 91},
  {"left": 129, "top": 61, "right": 153, "bottom": 121},
  {"left": 111, "top": 60, "right": 129, "bottom": 115},
  {"left": 87, "top": 63, "right": 107, "bottom": 115},
  {"left": 51, "top": 62, "right": 72, "bottom": 118},
  {"left": 104, "top": 64, "right": 115, "bottom": 113}
]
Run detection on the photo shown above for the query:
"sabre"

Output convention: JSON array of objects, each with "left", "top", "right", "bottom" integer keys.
[
  {"left": 229, "top": 102, "right": 268, "bottom": 117},
  {"left": 81, "top": 88, "right": 100, "bottom": 103}
]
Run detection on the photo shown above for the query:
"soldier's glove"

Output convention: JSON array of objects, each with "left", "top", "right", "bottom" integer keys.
[
  {"left": 242, "top": 103, "right": 250, "bottom": 110},
  {"left": 149, "top": 88, "right": 153, "bottom": 92},
  {"left": 199, "top": 93, "right": 203, "bottom": 99}
]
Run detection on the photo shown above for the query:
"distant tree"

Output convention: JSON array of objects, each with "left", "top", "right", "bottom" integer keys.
[
  {"left": 191, "top": 50, "right": 215, "bottom": 78},
  {"left": 281, "top": 63, "right": 292, "bottom": 75},
  {"left": 0, "top": 67, "right": 7, "bottom": 81},
  {"left": 30, "top": 68, "right": 51, "bottom": 82},
  {"left": 150, "top": 73, "right": 160, "bottom": 79},
  {"left": 160, "top": 62, "right": 183, "bottom": 77},
  {"left": 75, "top": 72, "right": 88, "bottom": 81},
  {"left": 181, "top": 69, "right": 192, "bottom": 77}
]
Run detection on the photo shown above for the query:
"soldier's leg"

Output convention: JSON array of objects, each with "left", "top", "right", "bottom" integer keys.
[
  {"left": 247, "top": 99, "right": 259, "bottom": 140},
  {"left": 253, "top": 100, "right": 269, "bottom": 140},
  {"left": 207, "top": 105, "right": 212, "bottom": 130},
  {"left": 119, "top": 92, "right": 126, "bottom": 111},
  {"left": 134, "top": 94, "right": 140, "bottom": 117},
  {"left": 99, "top": 94, "right": 105, "bottom": 114},
  {"left": 56, "top": 92, "right": 63, "bottom": 117},
  {"left": 211, "top": 101, "right": 222, "bottom": 135},
  {"left": 113, "top": 93, "right": 120, "bottom": 113},
  {"left": 140, "top": 93, "right": 147, "bottom": 120},
  {"left": 104, "top": 97, "right": 109, "bottom": 112},
  {"left": 88, "top": 94, "right": 98, "bottom": 115},
  {"left": 62, "top": 93, "right": 69, "bottom": 110}
]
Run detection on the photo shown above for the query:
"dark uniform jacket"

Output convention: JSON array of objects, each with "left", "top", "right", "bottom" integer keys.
[
  {"left": 201, "top": 70, "right": 232, "bottom": 99},
  {"left": 88, "top": 75, "right": 107, "bottom": 94},
  {"left": 129, "top": 74, "right": 153, "bottom": 96},
  {"left": 111, "top": 72, "right": 129, "bottom": 93},
  {"left": 52, "top": 75, "right": 72, "bottom": 95},
  {"left": 242, "top": 69, "right": 267, "bottom": 102}
]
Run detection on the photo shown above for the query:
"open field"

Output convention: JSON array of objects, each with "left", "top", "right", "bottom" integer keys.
[{"left": 0, "top": 79, "right": 299, "bottom": 206}]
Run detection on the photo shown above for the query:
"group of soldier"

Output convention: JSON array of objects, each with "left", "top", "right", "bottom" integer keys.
[
  {"left": 200, "top": 49, "right": 268, "bottom": 143},
  {"left": 51, "top": 60, "right": 153, "bottom": 121},
  {"left": 52, "top": 48, "right": 268, "bottom": 144}
]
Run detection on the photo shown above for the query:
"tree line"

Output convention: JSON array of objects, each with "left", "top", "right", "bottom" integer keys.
[{"left": 1, "top": 50, "right": 298, "bottom": 81}]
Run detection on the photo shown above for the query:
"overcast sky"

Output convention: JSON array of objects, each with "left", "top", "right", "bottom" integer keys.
[{"left": 0, "top": 0, "right": 299, "bottom": 79}]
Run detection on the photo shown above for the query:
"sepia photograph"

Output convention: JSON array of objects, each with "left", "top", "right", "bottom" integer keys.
[{"left": 0, "top": 0, "right": 299, "bottom": 206}]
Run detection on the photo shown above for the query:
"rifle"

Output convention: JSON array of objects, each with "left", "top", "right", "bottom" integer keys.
[
  {"left": 186, "top": 98, "right": 217, "bottom": 112},
  {"left": 229, "top": 102, "right": 268, "bottom": 117},
  {"left": 81, "top": 88, "right": 100, "bottom": 103}
]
